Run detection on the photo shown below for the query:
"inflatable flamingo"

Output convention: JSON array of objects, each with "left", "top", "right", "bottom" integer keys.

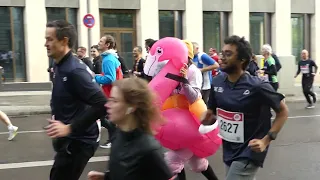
[{"left": 144, "top": 37, "right": 222, "bottom": 158}]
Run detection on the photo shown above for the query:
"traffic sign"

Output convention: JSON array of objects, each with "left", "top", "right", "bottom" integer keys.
[{"left": 83, "top": 14, "right": 95, "bottom": 28}]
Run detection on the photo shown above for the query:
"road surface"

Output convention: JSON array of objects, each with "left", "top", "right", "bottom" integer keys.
[{"left": 0, "top": 102, "right": 319, "bottom": 180}]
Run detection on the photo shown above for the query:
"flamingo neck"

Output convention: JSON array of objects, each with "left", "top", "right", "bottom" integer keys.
[{"left": 149, "top": 61, "right": 180, "bottom": 107}]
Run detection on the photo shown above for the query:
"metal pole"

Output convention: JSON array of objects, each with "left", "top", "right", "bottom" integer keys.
[
  {"left": 87, "top": 0, "right": 92, "bottom": 58},
  {"left": 0, "top": 67, "right": 2, "bottom": 84}
]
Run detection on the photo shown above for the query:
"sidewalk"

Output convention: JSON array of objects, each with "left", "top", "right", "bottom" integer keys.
[
  {"left": 0, "top": 91, "right": 51, "bottom": 116},
  {"left": 0, "top": 89, "right": 316, "bottom": 116}
]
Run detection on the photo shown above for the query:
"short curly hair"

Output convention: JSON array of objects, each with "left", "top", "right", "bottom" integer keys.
[{"left": 224, "top": 35, "right": 253, "bottom": 70}]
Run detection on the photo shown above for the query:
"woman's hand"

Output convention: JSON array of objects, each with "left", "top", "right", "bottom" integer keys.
[
  {"left": 180, "top": 63, "right": 188, "bottom": 78},
  {"left": 88, "top": 171, "right": 105, "bottom": 180}
]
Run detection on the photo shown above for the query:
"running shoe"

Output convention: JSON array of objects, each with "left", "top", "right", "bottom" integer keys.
[
  {"left": 100, "top": 140, "right": 111, "bottom": 149},
  {"left": 8, "top": 126, "right": 18, "bottom": 141},
  {"left": 306, "top": 104, "right": 315, "bottom": 109}
]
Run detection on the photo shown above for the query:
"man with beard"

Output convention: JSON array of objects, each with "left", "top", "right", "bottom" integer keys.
[
  {"left": 202, "top": 35, "right": 288, "bottom": 180},
  {"left": 132, "top": 46, "right": 145, "bottom": 78}
]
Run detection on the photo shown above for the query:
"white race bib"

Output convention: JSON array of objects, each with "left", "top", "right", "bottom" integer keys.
[
  {"left": 300, "top": 65, "right": 309, "bottom": 74},
  {"left": 217, "top": 108, "right": 244, "bottom": 143}
]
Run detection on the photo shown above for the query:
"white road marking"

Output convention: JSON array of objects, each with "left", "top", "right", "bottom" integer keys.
[
  {"left": 0, "top": 156, "right": 109, "bottom": 170},
  {"left": 287, "top": 115, "right": 320, "bottom": 119},
  {"left": 0, "top": 130, "right": 45, "bottom": 135}
]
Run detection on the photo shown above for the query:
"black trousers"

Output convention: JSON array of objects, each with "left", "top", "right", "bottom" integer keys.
[
  {"left": 302, "top": 77, "right": 316, "bottom": 104},
  {"left": 201, "top": 89, "right": 211, "bottom": 105},
  {"left": 50, "top": 138, "right": 98, "bottom": 180},
  {"left": 101, "top": 117, "right": 117, "bottom": 141}
]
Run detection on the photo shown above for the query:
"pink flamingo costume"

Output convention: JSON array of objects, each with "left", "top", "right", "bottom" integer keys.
[{"left": 143, "top": 37, "right": 222, "bottom": 159}]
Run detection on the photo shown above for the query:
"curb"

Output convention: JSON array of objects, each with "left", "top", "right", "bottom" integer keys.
[
  {"left": 1, "top": 106, "right": 51, "bottom": 116},
  {"left": 284, "top": 98, "right": 306, "bottom": 103}
]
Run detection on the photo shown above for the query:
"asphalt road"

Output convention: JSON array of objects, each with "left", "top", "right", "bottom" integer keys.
[{"left": 0, "top": 102, "right": 320, "bottom": 180}]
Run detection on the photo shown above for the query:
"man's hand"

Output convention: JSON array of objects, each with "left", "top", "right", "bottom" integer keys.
[
  {"left": 257, "top": 69, "right": 264, "bottom": 74},
  {"left": 88, "top": 171, "right": 105, "bottom": 180},
  {"left": 248, "top": 137, "right": 271, "bottom": 153},
  {"left": 201, "top": 110, "right": 217, "bottom": 125},
  {"left": 133, "top": 71, "right": 141, "bottom": 76},
  {"left": 45, "top": 115, "right": 71, "bottom": 138}
]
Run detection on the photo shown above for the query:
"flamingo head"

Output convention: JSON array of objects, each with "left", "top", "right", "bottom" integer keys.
[{"left": 143, "top": 37, "right": 188, "bottom": 77}]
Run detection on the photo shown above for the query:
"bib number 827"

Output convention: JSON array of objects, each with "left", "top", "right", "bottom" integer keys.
[{"left": 220, "top": 120, "right": 239, "bottom": 133}]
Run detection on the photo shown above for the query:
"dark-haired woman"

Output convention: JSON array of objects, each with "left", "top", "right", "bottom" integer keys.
[{"left": 91, "top": 45, "right": 102, "bottom": 74}]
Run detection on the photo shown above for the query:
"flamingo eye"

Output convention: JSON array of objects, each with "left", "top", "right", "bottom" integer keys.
[{"left": 156, "top": 47, "right": 163, "bottom": 55}]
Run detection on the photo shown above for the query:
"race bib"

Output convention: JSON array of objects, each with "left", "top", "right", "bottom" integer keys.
[
  {"left": 300, "top": 65, "right": 309, "bottom": 74},
  {"left": 217, "top": 108, "right": 244, "bottom": 143}
]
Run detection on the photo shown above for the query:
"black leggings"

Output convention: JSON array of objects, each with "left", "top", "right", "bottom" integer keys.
[
  {"left": 177, "top": 165, "right": 218, "bottom": 180},
  {"left": 302, "top": 77, "right": 316, "bottom": 104},
  {"left": 201, "top": 89, "right": 211, "bottom": 105}
]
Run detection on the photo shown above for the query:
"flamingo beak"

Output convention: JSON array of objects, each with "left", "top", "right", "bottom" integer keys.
[{"left": 143, "top": 53, "right": 159, "bottom": 77}]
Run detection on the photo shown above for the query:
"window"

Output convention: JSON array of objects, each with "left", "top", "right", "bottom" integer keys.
[
  {"left": 250, "top": 13, "right": 265, "bottom": 55},
  {"left": 46, "top": 8, "right": 78, "bottom": 49},
  {"left": 291, "top": 14, "right": 304, "bottom": 63},
  {"left": 100, "top": 10, "right": 136, "bottom": 69},
  {"left": 102, "top": 12, "right": 134, "bottom": 28},
  {"left": 203, "top": 12, "right": 221, "bottom": 53},
  {"left": 159, "top": 11, "right": 183, "bottom": 39},
  {"left": 0, "top": 7, "right": 26, "bottom": 82},
  {"left": 46, "top": 8, "right": 66, "bottom": 21}
]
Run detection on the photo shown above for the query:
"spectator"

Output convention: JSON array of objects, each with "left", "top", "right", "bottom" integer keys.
[
  {"left": 91, "top": 45, "right": 102, "bottom": 74},
  {"left": 77, "top": 46, "right": 93, "bottom": 70},
  {"left": 132, "top": 46, "right": 146, "bottom": 78},
  {"left": 192, "top": 42, "right": 219, "bottom": 104}
]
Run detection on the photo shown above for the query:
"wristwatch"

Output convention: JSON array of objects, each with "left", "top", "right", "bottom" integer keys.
[{"left": 267, "top": 131, "right": 278, "bottom": 141}]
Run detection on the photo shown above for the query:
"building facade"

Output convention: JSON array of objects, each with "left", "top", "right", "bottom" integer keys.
[{"left": 0, "top": 0, "right": 318, "bottom": 83}]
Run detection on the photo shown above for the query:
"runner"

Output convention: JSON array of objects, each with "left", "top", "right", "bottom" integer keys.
[
  {"left": 295, "top": 49, "right": 318, "bottom": 108},
  {"left": 87, "top": 78, "right": 173, "bottom": 180},
  {"left": 202, "top": 35, "right": 289, "bottom": 180},
  {"left": 0, "top": 110, "right": 18, "bottom": 141},
  {"left": 95, "top": 35, "right": 123, "bottom": 149},
  {"left": 44, "top": 20, "right": 107, "bottom": 180},
  {"left": 165, "top": 40, "right": 218, "bottom": 180},
  {"left": 257, "top": 44, "right": 279, "bottom": 91}
]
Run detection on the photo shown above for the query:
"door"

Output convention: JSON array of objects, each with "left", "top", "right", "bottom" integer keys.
[{"left": 101, "top": 31, "right": 135, "bottom": 69}]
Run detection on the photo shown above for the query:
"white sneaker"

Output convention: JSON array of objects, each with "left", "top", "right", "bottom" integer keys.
[
  {"left": 8, "top": 126, "right": 18, "bottom": 141},
  {"left": 100, "top": 142, "right": 111, "bottom": 149}
]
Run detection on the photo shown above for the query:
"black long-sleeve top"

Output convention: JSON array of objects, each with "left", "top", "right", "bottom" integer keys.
[
  {"left": 92, "top": 56, "right": 102, "bottom": 74},
  {"left": 81, "top": 57, "right": 94, "bottom": 71},
  {"left": 296, "top": 59, "right": 318, "bottom": 79},
  {"left": 51, "top": 51, "right": 107, "bottom": 142},
  {"left": 105, "top": 128, "right": 173, "bottom": 180}
]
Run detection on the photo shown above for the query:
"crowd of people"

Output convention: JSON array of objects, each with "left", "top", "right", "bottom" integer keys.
[{"left": 1, "top": 18, "right": 317, "bottom": 180}]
